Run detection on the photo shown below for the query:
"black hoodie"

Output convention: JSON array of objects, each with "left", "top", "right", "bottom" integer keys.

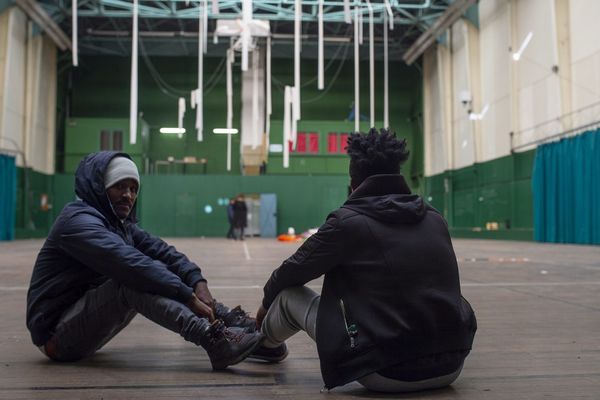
[
  {"left": 262, "top": 174, "right": 476, "bottom": 389},
  {"left": 26, "top": 151, "right": 205, "bottom": 346}
]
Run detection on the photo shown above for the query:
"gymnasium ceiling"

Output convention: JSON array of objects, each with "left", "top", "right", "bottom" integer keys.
[{"left": 17, "top": 0, "right": 476, "bottom": 61}]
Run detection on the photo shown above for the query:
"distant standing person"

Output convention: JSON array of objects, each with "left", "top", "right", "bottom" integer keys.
[
  {"left": 232, "top": 194, "right": 248, "bottom": 241},
  {"left": 226, "top": 199, "right": 235, "bottom": 239}
]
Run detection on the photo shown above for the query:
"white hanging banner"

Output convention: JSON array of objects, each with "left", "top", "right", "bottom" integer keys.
[
  {"left": 72, "top": 0, "right": 78, "bottom": 66},
  {"left": 226, "top": 47, "right": 234, "bottom": 171},
  {"left": 293, "top": 0, "right": 301, "bottom": 125},
  {"left": 384, "top": 13, "right": 389, "bottom": 129},
  {"left": 318, "top": 0, "right": 324, "bottom": 90},
  {"left": 190, "top": 89, "right": 197, "bottom": 109},
  {"left": 359, "top": 8, "right": 363, "bottom": 45},
  {"left": 266, "top": 36, "right": 272, "bottom": 139},
  {"left": 212, "top": 0, "right": 219, "bottom": 15},
  {"left": 354, "top": 6, "right": 360, "bottom": 133},
  {"left": 196, "top": 2, "right": 204, "bottom": 141},
  {"left": 290, "top": 87, "right": 300, "bottom": 150},
  {"left": 384, "top": 0, "right": 394, "bottom": 30},
  {"left": 129, "top": 0, "right": 138, "bottom": 145},
  {"left": 252, "top": 49, "right": 259, "bottom": 150},
  {"left": 283, "top": 86, "right": 292, "bottom": 168},
  {"left": 368, "top": 1, "right": 374, "bottom": 127},
  {"left": 203, "top": 0, "right": 208, "bottom": 53},
  {"left": 178, "top": 98, "right": 186, "bottom": 129},
  {"left": 241, "top": 0, "right": 252, "bottom": 71},
  {"left": 343, "top": 0, "right": 351, "bottom": 24}
]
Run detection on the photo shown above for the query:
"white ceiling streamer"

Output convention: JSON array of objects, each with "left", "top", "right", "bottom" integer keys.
[
  {"left": 203, "top": 0, "right": 208, "bottom": 54},
  {"left": 129, "top": 0, "right": 138, "bottom": 145},
  {"left": 283, "top": 86, "right": 292, "bottom": 168},
  {"left": 384, "top": 12, "right": 389, "bottom": 129},
  {"left": 266, "top": 36, "right": 272, "bottom": 143},
  {"left": 292, "top": 0, "right": 301, "bottom": 149},
  {"left": 318, "top": 0, "right": 324, "bottom": 90},
  {"left": 354, "top": 5, "right": 360, "bottom": 133},
  {"left": 226, "top": 46, "right": 234, "bottom": 171},
  {"left": 195, "top": 1, "right": 204, "bottom": 141},
  {"left": 252, "top": 49, "right": 259, "bottom": 150},
  {"left": 178, "top": 97, "right": 186, "bottom": 129},
  {"left": 384, "top": 0, "right": 394, "bottom": 31},
  {"left": 241, "top": 0, "right": 252, "bottom": 71},
  {"left": 343, "top": 0, "right": 351, "bottom": 24},
  {"left": 72, "top": 0, "right": 78, "bottom": 66},
  {"left": 367, "top": 0, "right": 374, "bottom": 127}
]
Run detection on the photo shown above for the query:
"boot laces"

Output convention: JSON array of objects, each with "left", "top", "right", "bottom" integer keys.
[{"left": 212, "top": 320, "right": 244, "bottom": 343}]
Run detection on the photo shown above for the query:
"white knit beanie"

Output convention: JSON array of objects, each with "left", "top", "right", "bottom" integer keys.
[{"left": 104, "top": 157, "right": 140, "bottom": 189}]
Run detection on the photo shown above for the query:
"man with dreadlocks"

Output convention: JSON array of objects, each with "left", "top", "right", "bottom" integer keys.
[{"left": 251, "top": 128, "right": 477, "bottom": 392}]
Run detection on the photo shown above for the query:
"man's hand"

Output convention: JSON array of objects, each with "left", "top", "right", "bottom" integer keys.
[
  {"left": 187, "top": 293, "right": 215, "bottom": 321},
  {"left": 256, "top": 304, "right": 268, "bottom": 330},
  {"left": 194, "top": 281, "right": 215, "bottom": 306}
]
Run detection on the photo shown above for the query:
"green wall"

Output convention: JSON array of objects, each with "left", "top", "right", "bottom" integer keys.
[
  {"left": 64, "top": 55, "right": 422, "bottom": 179},
  {"left": 16, "top": 151, "right": 534, "bottom": 240},
  {"left": 424, "top": 150, "right": 535, "bottom": 241},
  {"left": 29, "top": 173, "right": 350, "bottom": 238}
]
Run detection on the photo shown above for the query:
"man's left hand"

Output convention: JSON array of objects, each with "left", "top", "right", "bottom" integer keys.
[{"left": 194, "top": 281, "right": 215, "bottom": 306}]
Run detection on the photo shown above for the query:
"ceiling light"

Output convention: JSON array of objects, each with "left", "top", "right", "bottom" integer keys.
[
  {"left": 213, "top": 128, "right": 239, "bottom": 134},
  {"left": 512, "top": 32, "right": 533, "bottom": 62},
  {"left": 160, "top": 128, "right": 186, "bottom": 138}
]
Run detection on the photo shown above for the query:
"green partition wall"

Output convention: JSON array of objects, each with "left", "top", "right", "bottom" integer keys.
[{"left": 424, "top": 150, "right": 535, "bottom": 241}]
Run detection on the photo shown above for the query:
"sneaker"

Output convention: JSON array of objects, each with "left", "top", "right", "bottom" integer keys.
[
  {"left": 247, "top": 342, "right": 288, "bottom": 363},
  {"left": 216, "top": 304, "right": 258, "bottom": 333},
  {"left": 200, "top": 320, "right": 264, "bottom": 370}
]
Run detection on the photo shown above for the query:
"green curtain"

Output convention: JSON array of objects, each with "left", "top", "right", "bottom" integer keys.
[
  {"left": 0, "top": 154, "right": 17, "bottom": 240},
  {"left": 532, "top": 129, "right": 600, "bottom": 244}
]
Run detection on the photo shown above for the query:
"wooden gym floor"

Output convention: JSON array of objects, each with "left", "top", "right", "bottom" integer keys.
[{"left": 0, "top": 238, "right": 599, "bottom": 399}]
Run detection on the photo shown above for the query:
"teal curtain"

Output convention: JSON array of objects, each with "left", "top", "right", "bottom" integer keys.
[
  {"left": 532, "top": 129, "right": 600, "bottom": 244},
  {"left": 0, "top": 154, "right": 17, "bottom": 240}
]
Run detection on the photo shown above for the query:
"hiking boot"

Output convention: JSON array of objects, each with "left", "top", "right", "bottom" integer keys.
[
  {"left": 200, "top": 320, "right": 264, "bottom": 370},
  {"left": 247, "top": 342, "right": 289, "bottom": 363},
  {"left": 214, "top": 303, "right": 258, "bottom": 333}
]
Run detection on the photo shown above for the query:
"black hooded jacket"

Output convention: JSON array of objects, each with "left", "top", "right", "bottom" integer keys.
[
  {"left": 26, "top": 151, "right": 205, "bottom": 346},
  {"left": 262, "top": 174, "right": 476, "bottom": 389}
]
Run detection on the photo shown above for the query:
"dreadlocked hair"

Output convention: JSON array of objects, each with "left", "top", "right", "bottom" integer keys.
[{"left": 346, "top": 127, "right": 410, "bottom": 188}]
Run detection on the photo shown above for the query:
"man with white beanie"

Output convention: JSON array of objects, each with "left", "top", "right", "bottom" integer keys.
[{"left": 26, "top": 151, "right": 264, "bottom": 370}]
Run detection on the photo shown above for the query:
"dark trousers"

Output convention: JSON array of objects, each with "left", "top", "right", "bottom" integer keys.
[{"left": 41, "top": 279, "right": 210, "bottom": 361}]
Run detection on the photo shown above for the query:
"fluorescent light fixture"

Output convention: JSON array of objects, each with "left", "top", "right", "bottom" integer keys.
[
  {"left": 269, "top": 144, "right": 283, "bottom": 153},
  {"left": 469, "top": 103, "right": 490, "bottom": 121},
  {"left": 160, "top": 127, "right": 186, "bottom": 134},
  {"left": 512, "top": 32, "right": 533, "bottom": 61},
  {"left": 213, "top": 128, "right": 238, "bottom": 134}
]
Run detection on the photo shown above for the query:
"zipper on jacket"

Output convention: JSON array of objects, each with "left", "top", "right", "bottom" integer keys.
[{"left": 339, "top": 299, "right": 358, "bottom": 349}]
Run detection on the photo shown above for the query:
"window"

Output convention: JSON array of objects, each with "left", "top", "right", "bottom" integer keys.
[
  {"left": 100, "top": 130, "right": 124, "bottom": 151},
  {"left": 100, "top": 130, "right": 111, "bottom": 150},
  {"left": 328, "top": 132, "right": 349, "bottom": 154},
  {"left": 339, "top": 133, "right": 349, "bottom": 154},
  {"left": 112, "top": 131, "right": 123, "bottom": 151},
  {"left": 289, "top": 132, "right": 319, "bottom": 154},
  {"left": 328, "top": 132, "right": 338, "bottom": 153}
]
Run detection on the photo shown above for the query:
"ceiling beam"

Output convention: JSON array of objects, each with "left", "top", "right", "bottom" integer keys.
[
  {"left": 15, "top": 0, "right": 71, "bottom": 50},
  {"left": 402, "top": 0, "right": 476, "bottom": 65}
]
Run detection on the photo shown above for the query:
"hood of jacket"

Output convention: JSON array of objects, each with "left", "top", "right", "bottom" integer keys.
[
  {"left": 342, "top": 174, "right": 427, "bottom": 224},
  {"left": 74, "top": 151, "right": 138, "bottom": 224}
]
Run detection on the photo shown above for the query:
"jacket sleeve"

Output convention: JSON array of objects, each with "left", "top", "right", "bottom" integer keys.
[
  {"left": 130, "top": 224, "right": 205, "bottom": 289},
  {"left": 58, "top": 211, "right": 194, "bottom": 303},
  {"left": 262, "top": 212, "right": 344, "bottom": 309}
]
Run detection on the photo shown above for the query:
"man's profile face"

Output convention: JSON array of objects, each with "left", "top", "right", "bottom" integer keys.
[{"left": 106, "top": 178, "right": 139, "bottom": 220}]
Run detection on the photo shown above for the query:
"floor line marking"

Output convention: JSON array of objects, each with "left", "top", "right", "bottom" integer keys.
[{"left": 242, "top": 241, "right": 251, "bottom": 260}]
